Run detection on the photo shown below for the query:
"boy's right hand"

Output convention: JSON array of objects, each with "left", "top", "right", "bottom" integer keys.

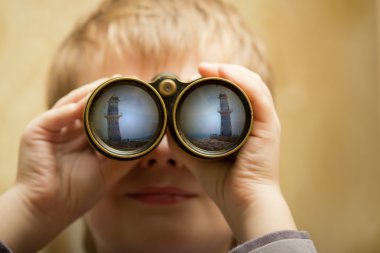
[{"left": 0, "top": 78, "right": 139, "bottom": 253}]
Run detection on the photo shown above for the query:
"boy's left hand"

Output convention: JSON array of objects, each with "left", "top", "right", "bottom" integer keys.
[{"left": 170, "top": 63, "right": 297, "bottom": 243}]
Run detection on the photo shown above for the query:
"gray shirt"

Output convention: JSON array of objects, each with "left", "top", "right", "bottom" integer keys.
[
  {"left": 230, "top": 230, "right": 317, "bottom": 253},
  {"left": 0, "top": 230, "right": 317, "bottom": 253}
]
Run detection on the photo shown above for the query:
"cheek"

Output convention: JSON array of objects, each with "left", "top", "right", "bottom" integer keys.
[
  {"left": 84, "top": 196, "right": 126, "bottom": 251},
  {"left": 196, "top": 196, "right": 233, "bottom": 237}
]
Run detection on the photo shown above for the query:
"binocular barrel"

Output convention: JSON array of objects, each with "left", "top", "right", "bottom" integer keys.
[{"left": 84, "top": 73, "right": 253, "bottom": 160}]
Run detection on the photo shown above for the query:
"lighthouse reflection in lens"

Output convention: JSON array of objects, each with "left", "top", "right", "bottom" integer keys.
[
  {"left": 90, "top": 85, "right": 160, "bottom": 152},
  {"left": 178, "top": 84, "right": 246, "bottom": 152}
]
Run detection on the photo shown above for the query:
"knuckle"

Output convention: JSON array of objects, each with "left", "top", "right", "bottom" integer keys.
[
  {"left": 274, "top": 116, "right": 281, "bottom": 134},
  {"left": 251, "top": 71, "right": 264, "bottom": 83},
  {"left": 21, "top": 123, "right": 35, "bottom": 145}
]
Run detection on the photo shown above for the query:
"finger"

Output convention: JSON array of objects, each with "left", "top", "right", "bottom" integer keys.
[
  {"left": 199, "top": 63, "right": 278, "bottom": 126},
  {"left": 199, "top": 63, "right": 273, "bottom": 102},
  {"left": 34, "top": 102, "right": 83, "bottom": 133},
  {"left": 76, "top": 94, "right": 91, "bottom": 117},
  {"left": 52, "top": 78, "right": 108, "bottom": 109},
  {"left": 58, "top": 132, "right": 88, "bottom": 153},
  {"left": 199, "top": 63, "right": 273, "bottom": 101},
  {"left": 59, "top": 119, "right": 84, "bottom": 142},
  {"left": 48, "top": 94, "right": 88, "bottom": 142}
]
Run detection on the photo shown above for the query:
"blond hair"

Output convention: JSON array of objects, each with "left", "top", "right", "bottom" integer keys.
[{"left": 46, "top": 0, "right": 271, "bottom": 107}]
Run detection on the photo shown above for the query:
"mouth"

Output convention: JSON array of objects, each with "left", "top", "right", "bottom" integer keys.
[{"left": 125, "top": 186, "right": 198, "bottom": 205}]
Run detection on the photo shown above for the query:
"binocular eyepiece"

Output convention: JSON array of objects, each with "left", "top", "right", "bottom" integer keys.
[{"left": 84, "top": 73, "right": 253, "bottom": 160}]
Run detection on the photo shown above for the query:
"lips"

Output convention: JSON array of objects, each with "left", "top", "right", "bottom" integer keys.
[{"left": 125, "top": 186, "right": 198, "bottom": 205}]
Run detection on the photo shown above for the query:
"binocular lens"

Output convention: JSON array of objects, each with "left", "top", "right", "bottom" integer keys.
[
  {"left": 175, "top": 82, "right": 251, "bottom": 157},
  {"left": 85, "top": 79, "right": 166, "bottom": 159}
]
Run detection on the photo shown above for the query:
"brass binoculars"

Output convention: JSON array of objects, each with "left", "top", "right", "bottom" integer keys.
[{"left": 84, "top": 73, "right": 253, "bottom": 160}]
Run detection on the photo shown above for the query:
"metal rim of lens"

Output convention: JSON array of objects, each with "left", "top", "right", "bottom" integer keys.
[
  {"left": 172, "top": 77, "right": 253, "bottom": 159},
  {"left": 84, "top": 77, "right": 167, "bottom": 160}
]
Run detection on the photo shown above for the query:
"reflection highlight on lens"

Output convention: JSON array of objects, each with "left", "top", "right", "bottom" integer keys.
[
  {"left": 88, "top": 84, "right": 161, "bottom": 154},
  {"left": 178, "top": 84, "right": 247, "bottom": 152}
]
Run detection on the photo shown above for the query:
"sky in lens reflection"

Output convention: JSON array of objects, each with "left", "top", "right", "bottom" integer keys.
[
  {"left": 91, "top": 85, "right": 159, "bottom": 141},
  {"left": 179, "top": 84, "right": 246, "bottom": 138}
]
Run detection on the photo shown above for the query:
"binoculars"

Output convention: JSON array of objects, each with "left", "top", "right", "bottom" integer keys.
[{"left": 84, "top": 73, "right": 253, "bottom": 160}]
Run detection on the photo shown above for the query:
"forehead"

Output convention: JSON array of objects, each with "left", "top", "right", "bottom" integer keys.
[
  {"left": 75, "top": 37, "right": 240, "bottom": 87},
  {"left": 80, "top": 50, "right": 202, "bottom": 85}
]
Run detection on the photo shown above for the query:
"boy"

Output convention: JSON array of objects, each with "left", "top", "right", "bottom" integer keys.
[{"left": 0, "top": 0, "right": 317, "bottom": 252}]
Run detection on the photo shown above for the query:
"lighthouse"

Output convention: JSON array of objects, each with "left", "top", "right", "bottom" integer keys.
[
  {"left": 104, "top": 96, "right": 122, "bottom": 141},
  {"left": 217, "top": 93, "right": 232, "bottom": 137}
]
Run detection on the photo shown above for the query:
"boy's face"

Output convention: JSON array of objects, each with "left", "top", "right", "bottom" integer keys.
[{"left": 83, "top": 54, "right": 233, "bottom": 253}]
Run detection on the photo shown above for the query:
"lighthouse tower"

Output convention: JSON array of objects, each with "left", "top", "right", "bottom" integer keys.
[
  {"left": 217, "top": 93, "right": 232, "bottom": 137},
  {"left": 104, "top": 96, "right": 122, "bottom": 141}
]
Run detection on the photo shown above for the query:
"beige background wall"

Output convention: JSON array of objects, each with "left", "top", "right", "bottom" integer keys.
[{"left": 0, "top": 0, "right": 379, "bottom": 252}]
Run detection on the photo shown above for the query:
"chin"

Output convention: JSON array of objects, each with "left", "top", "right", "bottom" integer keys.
[
  {"left": 99, "top": 234, "right": 232, "bottom": 253},
  {"left": 88, "top": 221, "right": 233, "bottom": 253}
]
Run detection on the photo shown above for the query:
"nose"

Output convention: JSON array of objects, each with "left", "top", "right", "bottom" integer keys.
[{"left": 139, "top": 134, "right": 181, "bottom": 169}]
